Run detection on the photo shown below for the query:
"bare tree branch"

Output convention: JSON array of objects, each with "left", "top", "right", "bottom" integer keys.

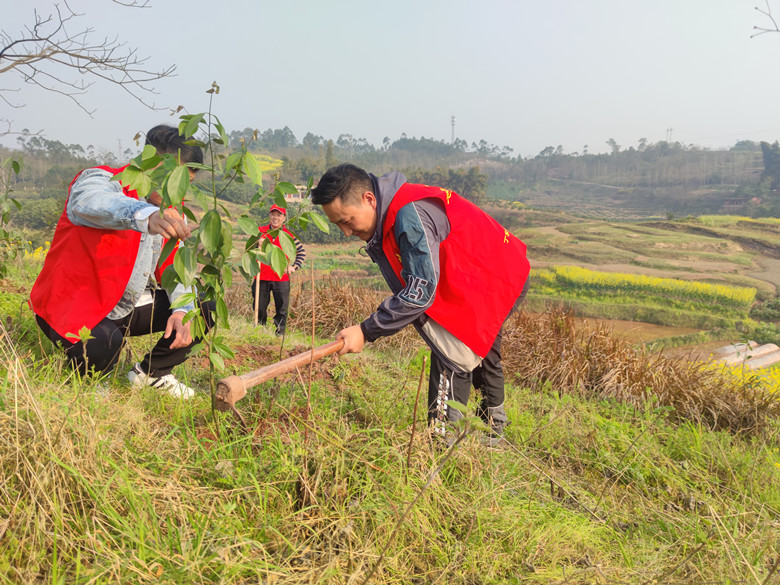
[
  {"left": 753, "top": 1, "right": 780, "bottom": 37},
  {"left": 112, "top": 0, "right": 152, "bottom": 7},
  {"left": 0, "top": 1, "right": 175, "bottom": 135}
]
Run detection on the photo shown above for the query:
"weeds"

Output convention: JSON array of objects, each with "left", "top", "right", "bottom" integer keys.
[
  {"left": 2, "top": 264, "right": 780, "bottom": 583},
  {"left": 286, "top": 279, "right": 779, "bottom": 434},
  {"left": 503, "top": 305, "right": 780, "bottom": 434}
]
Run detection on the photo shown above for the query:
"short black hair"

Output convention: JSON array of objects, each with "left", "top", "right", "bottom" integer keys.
[
  {"left": 145, "top": 124, "right": 203, "bottom": 165},
  {"left": 311, "top": 163, "right": 373, "bottom": 205}
]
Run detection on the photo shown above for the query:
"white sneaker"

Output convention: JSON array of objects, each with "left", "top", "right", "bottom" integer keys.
[{"left": 127, "top": 363, "right": 195, "bottom": 399}]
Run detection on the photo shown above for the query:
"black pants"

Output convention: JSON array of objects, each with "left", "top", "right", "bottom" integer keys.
[
  {"left": 426, "top": 280, "right": 528, "bottom": 431},
  {"left": 251, "top": 279, "right": 290, "bottom": 334},
  {"left": 427, "top": 328, "right": 506, "bottom": 427},
  {"left": 36, "top": 290, "right": 215, "bottom": 377}
]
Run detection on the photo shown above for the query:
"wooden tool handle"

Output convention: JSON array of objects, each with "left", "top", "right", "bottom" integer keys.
[{"left": 214, "top": 339, "right": 345, "bottom": 411}]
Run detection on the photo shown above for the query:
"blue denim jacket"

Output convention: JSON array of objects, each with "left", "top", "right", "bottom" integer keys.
[{"left": 67, "top": 168, "right": 195, "bottom": 319}]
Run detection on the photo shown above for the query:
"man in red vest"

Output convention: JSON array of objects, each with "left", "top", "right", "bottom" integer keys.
[
  {"left": 29, "top": 125, "right": 214, "bottom": 398},
  {"left": 252, "top": 204, "right": 306, "bottom": 335},
  {"left": 311, "top": 164, "right": 530, "bottom": 445}
]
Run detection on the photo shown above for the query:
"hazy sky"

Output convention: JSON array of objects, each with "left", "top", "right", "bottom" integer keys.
[{"left": 2, "top": 0, "right": 779, "bottom": 158}]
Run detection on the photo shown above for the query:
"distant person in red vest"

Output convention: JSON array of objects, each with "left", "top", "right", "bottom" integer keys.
[
  {"left": 252, "top": 204, "right": 306, "bottom": 335},
  {"left": 311, "top": 164, "right": 530, "bottom": 445},
  {"left": 29, "top": 125, "right": 215, "bottom": 399}
]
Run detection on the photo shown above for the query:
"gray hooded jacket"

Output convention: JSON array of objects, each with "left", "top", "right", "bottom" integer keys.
[{"left": 359, "top": 172, "right": 486, "bottom": 373}]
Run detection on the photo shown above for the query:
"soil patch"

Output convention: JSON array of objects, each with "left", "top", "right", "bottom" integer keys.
[
  {"left": 573, "top": 317, "right": 700, "bottom": 344},
  {"left": 747, "top": 258, "right": 780, "bottom": 293}
]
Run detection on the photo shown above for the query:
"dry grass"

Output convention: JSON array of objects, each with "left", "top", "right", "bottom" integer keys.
[
  {"left": 503, "top": 305, "right": 780, "bottom": 434},
  {"left": 285, "top": 277, "right": 421, "bottom": 352},
  {"left": 260, "top": 278, "right": 780, "bottom": 434},
  {"left": 2, "top": 298, "right": 779, "bottom": 583}
]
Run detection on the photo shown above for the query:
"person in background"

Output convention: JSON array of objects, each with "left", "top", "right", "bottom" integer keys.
[
  {"left": 252, "top": 204, "right": 306, "bottom": 335},
  {"left": 311, "top": 164, "right": 529, "bottom": 445},
  {"left": 29, "top": 124, "right": 214, "bottom": 399}
]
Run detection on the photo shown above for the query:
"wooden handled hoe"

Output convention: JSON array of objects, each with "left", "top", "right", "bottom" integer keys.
[{"left": 213, "top": 339, "right": 345, "bottom": 423}]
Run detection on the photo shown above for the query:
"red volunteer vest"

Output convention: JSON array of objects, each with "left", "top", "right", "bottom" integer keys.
[
  {"left": 29, "top": 165, "right": 176, "bottom": 342},
  {"left": 382, "top": 183, "right": 530, "bottom": 357},
  {"left": 258, "top": 224, "right": 294, "bottom": 282}
]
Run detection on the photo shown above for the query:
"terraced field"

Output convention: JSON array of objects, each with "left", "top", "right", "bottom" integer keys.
[
  {"left": 302, "top": 213, "right": 780, "bottom": 351},
  {"left": 522, "top": 215, "right": 780, "bottom": 297}
]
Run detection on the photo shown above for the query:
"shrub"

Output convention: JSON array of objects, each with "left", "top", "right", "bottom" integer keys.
[{"left": 502, "top": 305, "right": 780, "bottom": 434}]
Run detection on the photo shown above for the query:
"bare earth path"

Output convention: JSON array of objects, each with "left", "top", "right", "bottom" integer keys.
[{"left": 747, "top": 257, "right": 780, "bottom": 294}]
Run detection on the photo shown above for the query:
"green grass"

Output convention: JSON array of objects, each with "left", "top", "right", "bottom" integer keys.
[
  {"left": 3, "top": 345, "right": 779, "bottom": 584},
  {"left": 698, "top": 215, "right": 780, "bottom": 227},
  {"left": 2, "top": 254, "right": 780, "bottom": 584},
  {"left": 3, "top": 211, "right": 780, "bottom": 584}
]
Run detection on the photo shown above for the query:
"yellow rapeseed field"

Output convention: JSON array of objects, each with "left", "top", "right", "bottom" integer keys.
[
  {"left": 532, "top": 265, "right": 756, "bottom": 310},
  {"left": 250, "top": 154, "right": 284, "bottom": 174}
]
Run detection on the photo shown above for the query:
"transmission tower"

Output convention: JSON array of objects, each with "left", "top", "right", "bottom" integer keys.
[{"left": 451, "top": 115, "right": 456, "bottom": 144}]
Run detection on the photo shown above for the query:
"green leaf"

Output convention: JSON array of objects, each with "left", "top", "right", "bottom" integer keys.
[
  {"left": 11, "top": 160, "right": 21, "bottom": 175},
  {"left": 277, "top": 230, "right": 296, "bottom": 262},
  {"left": 170, "top": 292, "right": 196, "bottom": 310},
  {"left": 222, "top": 264, "right": 233, "bottom": 289},
  {"left": 245, "top": 233, "right": 261, "bottom": 251},
  {"left": 216, "top": 297, "right": 229, "bottom": 328},
  {"left": 199, "top": 210, "right": 222, "bottom": 254},
  {"left": 220, "top": 219, "right": 233, "bottom": 257},
  {"left": 218, "top": 203, "right": 233, "bottom": 219},
  {"left": 10, "top": 198, "right": 21, "bottom": 211},
  {"left": 160, "top": 155, "right": 178, "bottom": 173},
  {"left": 78, "top": 326, "right": 94, "bottom": 343},
  {"left": 209, "top": 352, "right": 225, "bottom": 372},
  {"left": 139, "top": 145, "right": 162, "bottom": 170},
  {"left": 241, "top": 251, "right": 254, "bottom": 274},
  {"left": 173, "top": 246, "right": 196, "bottom": 286},
  {"left": 306, "top": 211, "right": 330, "bottom": 233},
  {"left": 116, "top": 166, "right": 152, "bottom": 199},
  {"left": 173, "top": 252, "right": 187, "bottom": 286},
  {"left": 276, "top": 181, "right": 299, "bottom": 195},
  {"left": 188, "top": 341, "right": 205, "bottom": 355},
  {"left": 180, "top": 113, "right": 204, "bottom": 139},
  {"left": 158, "top": 238, "right": 178, "bottom": 267},
  {"left": 266, "top": 245, "right": 288, "bottom": 278},
  {"left": 166, "top": 165, "right": 190, "bottom": 206},
  {"left": 237, "top": 215, "right": 258, "bottom": 236},
  {"left": 180, "top": 308, "right": 197, "bottom": 325},
  {"left": 182, "top": 206, "right": 197, "bottom": 223},
  {"left": 213, "top": 338, "right": 235, "bottom": 359},
  {"left": 224, "top": 152, "right": 243, "bottom": 174},
  {"left": 272, "top": 187, "right": 288, "bottom": 207},
  {"left": 445, "top": 400, "right": 469, "bottom": 415},
  {"left": 161, "top": 264, "right": 178, "bottom": 292},
  {"left": 190, "top": 316, "right": 206, "bottom": 340},
  {"left": 214, "top": 116, "right": 230, "bottom": 149},
  {"left": 243, "top": 154, "right": 264, "bottom": 185}
]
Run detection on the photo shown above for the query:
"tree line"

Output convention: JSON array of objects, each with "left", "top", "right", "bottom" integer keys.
[{"left": 5, "top": 126, "right": 780, "bottom": 249}]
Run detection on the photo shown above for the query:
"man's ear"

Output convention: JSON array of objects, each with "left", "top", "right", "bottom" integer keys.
[{"left": 363, "top": 191, "right": 377, "bottom": 210}]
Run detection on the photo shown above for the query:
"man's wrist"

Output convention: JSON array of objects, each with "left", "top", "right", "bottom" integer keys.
[
  {"left": 360, "top": 321, "right": 377, "bottom": 343},
  {"left": 134, "top": 206, "right": 159, "bottom": 233}
]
